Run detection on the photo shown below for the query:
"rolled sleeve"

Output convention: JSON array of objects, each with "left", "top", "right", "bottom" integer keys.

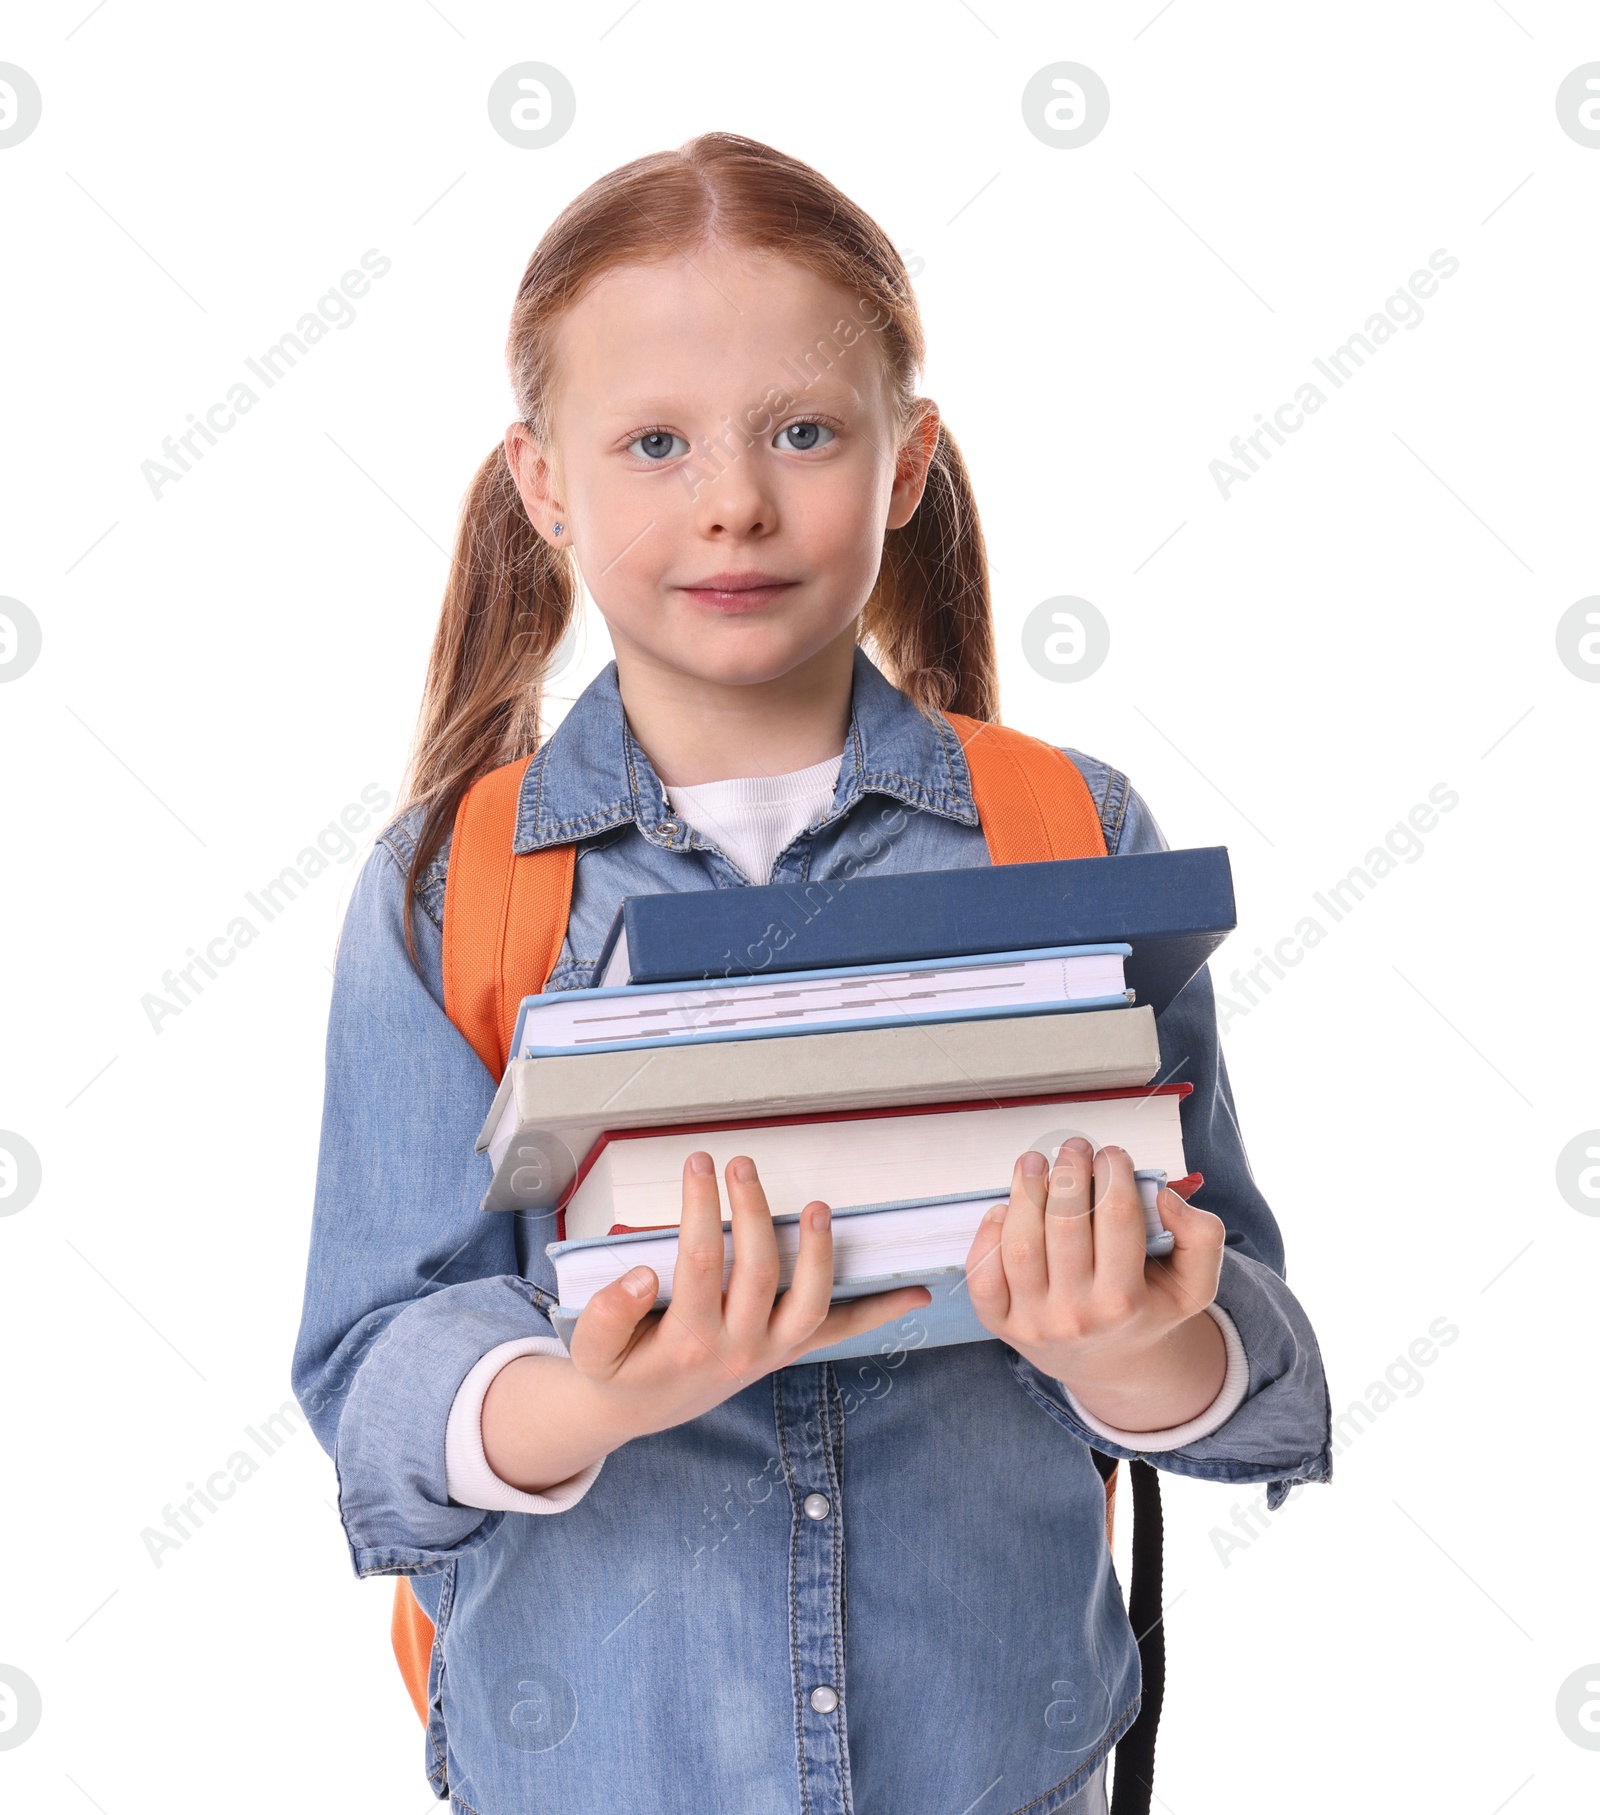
[
  {"left": 335, "top": 1277, "right": 570, "bottom": 1572},
  {"left": 1057, "top": 1304, "right": 1249, "bottom": 1452},
  {"left": 1009, "top": 1247, "right": 1332, "bottom": 1505},
  {"left": 444, "top": 1337, "right": 606, "bottom": 1515}
]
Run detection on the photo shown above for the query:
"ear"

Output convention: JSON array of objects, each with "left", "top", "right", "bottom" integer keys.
[
  {"left": 505, "top": 421, "right": 567, "bottom": 549},
  {"left": 884, "top": 399, "right": 942, "bottom": 533}
]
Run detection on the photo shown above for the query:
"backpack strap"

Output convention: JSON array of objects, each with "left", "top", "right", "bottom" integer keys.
[
  {"left": 942, "top": 712, "right": 1109, "bottom": 862},
  {"left": 440, "top": 754, "right": 575, "bottom": 1080}
]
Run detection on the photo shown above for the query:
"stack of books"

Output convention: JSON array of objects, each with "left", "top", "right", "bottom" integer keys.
[{"left": 474, "top": 847, "right": 1235, "bottom": 1364}]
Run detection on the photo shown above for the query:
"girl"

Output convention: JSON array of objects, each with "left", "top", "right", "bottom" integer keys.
[{"left": 293, "top": 132, "right": 1330, "bottom": 1815}]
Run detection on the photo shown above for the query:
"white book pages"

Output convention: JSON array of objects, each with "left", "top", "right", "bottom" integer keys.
[
  {"left": 554, "top": 1192, "right": 1005, "bottom": 1310},
  {"left": 564, "top": 1090, "right": 1187, "bottom": 1241},
  {"left": 598, "top": 926, "right": 630, "bottom": 988},
  {"left": 519, "top": 950, "right": 1128, "bottom": 1054}
]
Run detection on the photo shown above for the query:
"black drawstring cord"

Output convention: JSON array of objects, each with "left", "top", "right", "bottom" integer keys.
[
  {"left": 1110, "top": 1458, "right": 1164, "bottom": 1815},
  {"left": 1089, "top": 1452, "right": 1165, "bottom": 1815}
]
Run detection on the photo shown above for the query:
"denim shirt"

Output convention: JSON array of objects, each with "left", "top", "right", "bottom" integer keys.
[{"left": 292, "top": 644, "right": 1332, "bottom": 1815}]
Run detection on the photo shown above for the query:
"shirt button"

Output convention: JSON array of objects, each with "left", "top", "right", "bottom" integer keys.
[
  {"left": 656, "top": 819, "right": 679, "bottom": 836},
  {"left": 803, "top": 1492, "right": 831, "bottom": 1520},
  {"left": 809, "top": 1685, "right": 840, "bottom": 1714}
]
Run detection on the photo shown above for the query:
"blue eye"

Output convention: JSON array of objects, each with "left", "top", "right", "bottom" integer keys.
[
  {"left": 773, "top": 421, "right": 835, "bottom": 452},
  {"left": 627, "top": 430, "right": 690, "bottom": 461}
]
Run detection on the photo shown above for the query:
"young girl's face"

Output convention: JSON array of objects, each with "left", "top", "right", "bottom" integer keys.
[{"left": 511, "top": 241, "right": 936, "bottom": 692}]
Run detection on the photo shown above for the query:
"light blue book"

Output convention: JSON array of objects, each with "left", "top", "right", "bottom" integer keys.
[
  {"left": 544, "top": 1187, "right": 1011, "bottom": 1365},
  {"left": 511, "top": 943, "right": 1133, "bottom": 1060}
]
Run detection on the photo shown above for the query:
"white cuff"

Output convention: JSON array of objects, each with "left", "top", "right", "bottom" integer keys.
[
  {"left": 444, "top": 1337, "right": 607, "bottom": 1514},
  {"left": 1058, "top": 1305, "right": 1249, "bottom": 1453}
]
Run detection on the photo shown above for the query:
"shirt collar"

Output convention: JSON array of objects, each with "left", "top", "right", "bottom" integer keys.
[{"left": 512, "top": 642, "right": 982, "bottom": 853}]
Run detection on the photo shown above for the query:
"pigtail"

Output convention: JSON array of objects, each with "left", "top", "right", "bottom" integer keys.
[
  {"left": 861, "top": 414, "right": 998, "bottom": 724},
  {"left": 396, "top": 441, "right": 577, "bottom": 965}
]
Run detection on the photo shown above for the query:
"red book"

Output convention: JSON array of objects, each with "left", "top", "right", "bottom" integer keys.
[{"left": 554, "top": 1083, "right": 1193, "bottom": 1243}]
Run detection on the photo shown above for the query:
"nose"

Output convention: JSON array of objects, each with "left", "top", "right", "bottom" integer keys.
[{"left": 688, "top": 439, "right": 775, "bottom": 539}]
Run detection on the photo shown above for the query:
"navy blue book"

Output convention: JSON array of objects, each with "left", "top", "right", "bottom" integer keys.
[{"left": 592, "top": 846, "right": 1235, "bottom": 1020}]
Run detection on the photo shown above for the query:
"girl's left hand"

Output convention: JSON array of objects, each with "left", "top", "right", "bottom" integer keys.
[{"left": 964, "top": 1138, "right": 1227, "bottom": 1409}]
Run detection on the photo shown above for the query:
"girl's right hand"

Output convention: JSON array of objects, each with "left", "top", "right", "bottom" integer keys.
[{"left": 565, "top": 1149, "right": 933, "bottom": 1437}]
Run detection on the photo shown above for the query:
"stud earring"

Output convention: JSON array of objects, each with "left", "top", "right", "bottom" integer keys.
[{"left": 552, "top": 522, "right": 564, "bottom": 536}]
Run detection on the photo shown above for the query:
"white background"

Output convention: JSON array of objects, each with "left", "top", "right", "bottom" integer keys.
[{"left": 1, "top": 3, "right": 1596, "bottom": 1810}]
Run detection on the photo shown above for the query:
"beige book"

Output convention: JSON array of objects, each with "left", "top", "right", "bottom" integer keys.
[{"left": 476, "top": 1004, "right": 1160, "bottom": 1213}]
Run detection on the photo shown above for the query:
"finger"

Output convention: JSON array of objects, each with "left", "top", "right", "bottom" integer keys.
[
  {"left": 1146, "top": 1187, "right": 1227, "bottom": 1316},
  {"left": 567, "top": 1262, "right": 662, "bottom": 1377},
  {"left": 768, "top": 1199, "right": 837, "bottom": 1350},
  {"left": 1042, "top": 1136, "right": 1095, "bottom": 1299},
  {"left": 996, "top": 1149, "right": 1051, "bottom": 1312},
  {"left": 1090, "top": 1145, "right": 1149, "bottom": 1300},
  {"left": 667, "top": 1150, "right": 729, "bottom": 1330},
  {"left": 721, "top": 1155, "right": 782, "bottom": 1341},
  {"left": 788, "top": 1281, "right": 934, "bottom": 1362},
  {"left": 963, "top": 1193, "right": 1014, "bottom": 1325}
]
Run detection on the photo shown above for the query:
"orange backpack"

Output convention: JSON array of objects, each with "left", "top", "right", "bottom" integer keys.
[{"left": 391, "top": 712, "right": 1147, "bottom": 1756}]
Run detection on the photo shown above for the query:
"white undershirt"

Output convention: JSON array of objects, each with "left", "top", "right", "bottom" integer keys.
[
  {"left": 662, "top": 751, "right": 844, "bottom": 885},
  {"left": 442, "top": 763, "right": 1251, "bottom": 1514}
]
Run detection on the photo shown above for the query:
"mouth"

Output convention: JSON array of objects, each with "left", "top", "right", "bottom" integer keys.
[{"left": 677, "top": 571, "right": 799, "bottom": 612}]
